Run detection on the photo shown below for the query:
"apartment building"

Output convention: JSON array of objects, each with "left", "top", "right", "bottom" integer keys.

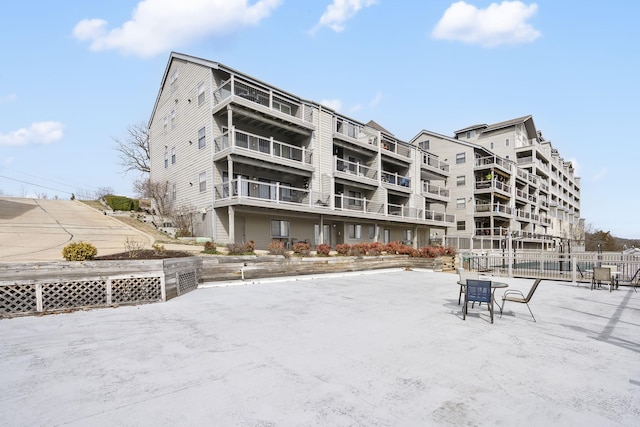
[
  {"left": 412, "top": 116, "right": 582, "bottom": 251},
  {"left": 148, "top": 52, "right": 455, "bottom": 250}
]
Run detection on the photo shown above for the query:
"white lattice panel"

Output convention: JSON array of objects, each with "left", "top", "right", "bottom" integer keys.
[
  {"left": 1, "top": 284, "right": 37, "bottom": 314},
  {"left": 111, "top": 276, "right": 162, "bottom": 303},
  {"left": 178, "top": 271, "right": 198, "bottom": 294},
  {"left": 42, "top": 281, "right": 107, "bottom": 311}
]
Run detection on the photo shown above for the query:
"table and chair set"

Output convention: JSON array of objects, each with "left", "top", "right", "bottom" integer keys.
[{"left": 456, "top": 270, "right": 541, "bottom": 324}]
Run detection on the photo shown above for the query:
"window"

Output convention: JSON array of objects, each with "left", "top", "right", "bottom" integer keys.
[
  {"left": 163, "top": 116, "right": 168, "bottom": 134},
  {"left": 456, "top": 198, "right": 466, "bottom": 209},
  {"left": 197, "top": 82, "right": 205, "bottom": 106},
  {"left": 419, "top": 139, "right": 430, "bottom": 150},
  {"left": 164, "top": 151, "right": 168, "bottom": 168},
  {"left": 171, "top": 147, "right": 176, "bottom": 164},
  {"left": 348, "top": 224, "right": 362, "bottom": 239},
  {"left": 505, "top": 138, "right": 510, "bottom": 146},
  {"left": 457, "top": 221, "right": 466, "bottom": 231},
  {"left": 368, "top": 225, "right": 375, "bottom": 239},
  {"left": 403, "top": 229, "right": 413, "bottom": 241},
  {"left": 383, "top": 229, "right": 390, "bottom": 244},
  {"left": 456, "top": 175, "right": 466, "bottom": 186},
  {"left": 199, "top": 171, "right": 206, "bottom": 192},
  {"left": 466, "top": 130, "right": 475, "bottom": 138},
  {"left": 490, "top": 142, "right": 494, "bottom": 149},
  {"left": 170, "top": 109, "right": 176, "bottom": 128},
  {"left": 170, "top": 69, "right": 179, "bottom": 92},
  {"left": 456, "top": 152, "right": 466, "bottom": 164},
  {"left": 198, "top": 127, "right": 206, "bottom": 149},
  {"left": 271, "top": 219, "right": 290, "bottom": 237}
]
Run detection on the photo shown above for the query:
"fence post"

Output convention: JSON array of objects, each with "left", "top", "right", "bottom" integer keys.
[
  {"left": 106, "top": 278, "right": 112, "bottom": 305},
  {"left": 571, "top": 256, "right": 577, "bottom": 283},
  {"left": 35, "top": 283, "right": 43, "bottom": 313}
]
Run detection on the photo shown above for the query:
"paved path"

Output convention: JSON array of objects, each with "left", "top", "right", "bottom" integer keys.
[{"left": 0, "top": 197, "right": 153, "bottom": 261}]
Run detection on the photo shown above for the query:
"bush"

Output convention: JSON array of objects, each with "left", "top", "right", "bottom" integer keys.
[
  {"left": 292, "top": 242, "right": 311, "bottom": 256},
  {"left": 367, "top": 241, "right": 384, "bottom": 256},
  {"left": 203, "top": 241, "right": 217, "bottom": 253},
  {"left": 316, "top": 243, "right": 331, "bottom": 257},
  {"left": 152, "top": 243, "right": 166, "bottom": 256},
  {"left": 335, "top": 243, "right": 351, "bottom": 256},
  {"left": 104, "top": 195, "right": 139, "bottom": 211},
  {"left": 226, "top": 242, "right": 247, "bottom": 255},
  {"left": 62, "top": 241, "right": 98, "bottom": 261},
  {"left": 244, "top": 240, "right": 255, "bottom": 253},
  {"left": 268, "top": 240, "right": 288, "bottom": 256},
  {"left": 349, "top": 243, "right": 367, "bottom": 256}
]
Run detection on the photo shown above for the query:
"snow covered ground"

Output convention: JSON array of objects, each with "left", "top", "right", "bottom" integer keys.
[{"left": 1, "top": 270, "right": 638, "bottom": 426}]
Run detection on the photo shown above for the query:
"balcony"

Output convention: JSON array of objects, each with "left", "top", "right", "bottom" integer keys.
[
  {"left": 381, "top": 138, "right": 412, "bottom": 160},
  {"left": 215, "top": 178, "right": 312, "bottom": 205},
  {"left": 213, "top": 77, "right": 314, "bottom": 125},
  {"left": 335, "top": 194, "right": 384, "bottom": 214},
  {"left": 474, "top": 155, "right": 512, "bottom": 174},
  {"left": 214, "top": 128, "right": 312, "bottom": 167},
  {"left": 421, "top": 181, "right": 450, "bottom": 202},
  {"left": 516, "top": 168, "right": 538, "bottom": 185},
  {"left": 474, "top": 179, "right": 511, "bottom": 196},
  {"left": 335, "top": 157, "right": 378, "bottom": 185},
  {"left": 474, "top": 203, "right": 513, "bottom": 216},
  {"left": 421, "top": 153, "right": 449, "bottom": 176},
  {"left": 389, "top": 203, "right": 456, "bottom": 225},
  {"left": 515, "top": 189, "right": 537, "bottom": 204},
  {"left": 334, "top": 118, "right": 378, "bottom": 151},
  {"left": 382, "top": 171, "right": 411, "bottom": 190}
]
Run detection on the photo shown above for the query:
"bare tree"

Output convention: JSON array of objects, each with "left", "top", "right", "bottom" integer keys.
[
  {"left": 172, "top": 203, "right": 196, "bottom": 237},
  {"left": 114, "top": 122, "right": 150, "bottom": 174},
  {"left": 134, "top": 178, "right": 172, "bottom": 217}
]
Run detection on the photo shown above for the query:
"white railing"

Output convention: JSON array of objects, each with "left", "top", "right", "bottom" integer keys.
[
  {"left": 382, "top": 171, "right": 411, "bottom": 188},
  {"left": 475, "top": 155, "right": 512, "bottom": 171},
  {"left": 213, "top": 77, "right": 312, "bottom": 123},
  {"left": 421, "top": 153, "right": 450, "bottom": 173},
  {"left": 214, "top": 128, "right": 311, "bottom": 165},
  {"left": 422, "top": 182, "right": 450, "bottom": 199},
  {"left": 475, "top": 179, "right": 512, "bottom": 194},
  {"left": 215, "top": 178, "right": 312, "bottom": 205},
  {"left": 335, "top": 157, "right": 377, "bottom": 180},
  {"left": 474, "top": 203, "right": 513, "bottom": 216}
]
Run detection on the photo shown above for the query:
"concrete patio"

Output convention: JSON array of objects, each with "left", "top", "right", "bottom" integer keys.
[{"left": 1, "top": 270, "right": 638, "bottom": 426}]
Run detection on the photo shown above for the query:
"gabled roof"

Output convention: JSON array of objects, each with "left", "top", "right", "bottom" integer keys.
[
  {"left": 482, "top": 115, "right": 535, "bottom": 134},
  {"left": 366, "top": 120, "right": 394, "bottom": 136},
  {"left": 410, "top": 129, "right": 493, "bottom": 156},
  {"left": 454, "top": 123, "right": 487, "bottom": 134}
]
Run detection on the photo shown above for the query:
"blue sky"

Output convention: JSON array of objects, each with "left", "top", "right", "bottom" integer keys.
[{"left": 1, "top": 1, "right": 638, "bottom": 238}]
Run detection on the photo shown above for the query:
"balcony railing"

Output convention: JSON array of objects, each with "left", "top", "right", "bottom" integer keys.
[
  {"left": 214, "top": 128, "right": 312, "bottom": 165},
  {"left": 381, "top": 138, "right": 411, "bottom": 159},
  {"left": 335, "top": 157, "right": 377, "bottom": 180},
  {"left": 213, "top": 77, "right": 313, "bottom": 123},
  {"left": 516, "top": 168, "right": 538, "bottom": 185},
  {"left": 475, "top": 179, "right": 512, "bottom": 194},
  {"left": 422, "top": 182, "right": 450, "bottom": 199},
  {"left": 475, "top": 155, "right": 512, "bottom": 172},
  {"left": 334, "top": 118, "right": 378, "bottom": 147},
  {"left": 474, "top": 203, "right": 513, "bottom": 216},
  {"left": 215, "top": 178, "right": 311, "bottom": 204},
  {"left": 382, "top": 171, "right": 411, "bottom": 188},
  {"left": 334, "top": 194, "right": 384, "bottom": 214},
  {"left": 421, "top": 153, "right": 450, "bottom": 173}
]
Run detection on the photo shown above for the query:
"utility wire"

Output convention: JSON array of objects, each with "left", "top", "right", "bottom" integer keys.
[{"left": 0, "top": 174, "right": 74, "bottom": 195}]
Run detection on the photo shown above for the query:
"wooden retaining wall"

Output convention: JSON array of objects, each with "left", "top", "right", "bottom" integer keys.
[
  {"left": 201, "top": 255, "right": 454, "bottom": 282},
  {"left": 0, "top": 257, "right": 201, "bottom": 317}
]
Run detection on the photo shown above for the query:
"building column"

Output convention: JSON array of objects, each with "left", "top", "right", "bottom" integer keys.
[{"left": 228, "top": 205, "right": 235, "bottom": 243}]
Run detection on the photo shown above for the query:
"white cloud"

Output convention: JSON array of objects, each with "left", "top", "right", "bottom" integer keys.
[
  {"left": 0, "top": 93, "right": 17, "bottom": 105},
  {"left": 320, "top": 99, "right": 343, "bottom": 111},
  {"left": 432, "top": 1, "right": 540, "bottom": 47},
  {"left": 72, "top": 0, "right": 283, "bottom": 57},
  {"left": 349, "top": 104, "right": 363, "bottom": 114},
  {"left": 369, "top": 91, "right": 382, "bottom": 107},
  {"left": 593, "top": 167, "right": 607, "bottom": 182},
  {"left": 0, "top": 122, "right": 64, "bottom": 147},
  {"left": 315, "top": 0, "right": 378, "bottom": 33}
]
